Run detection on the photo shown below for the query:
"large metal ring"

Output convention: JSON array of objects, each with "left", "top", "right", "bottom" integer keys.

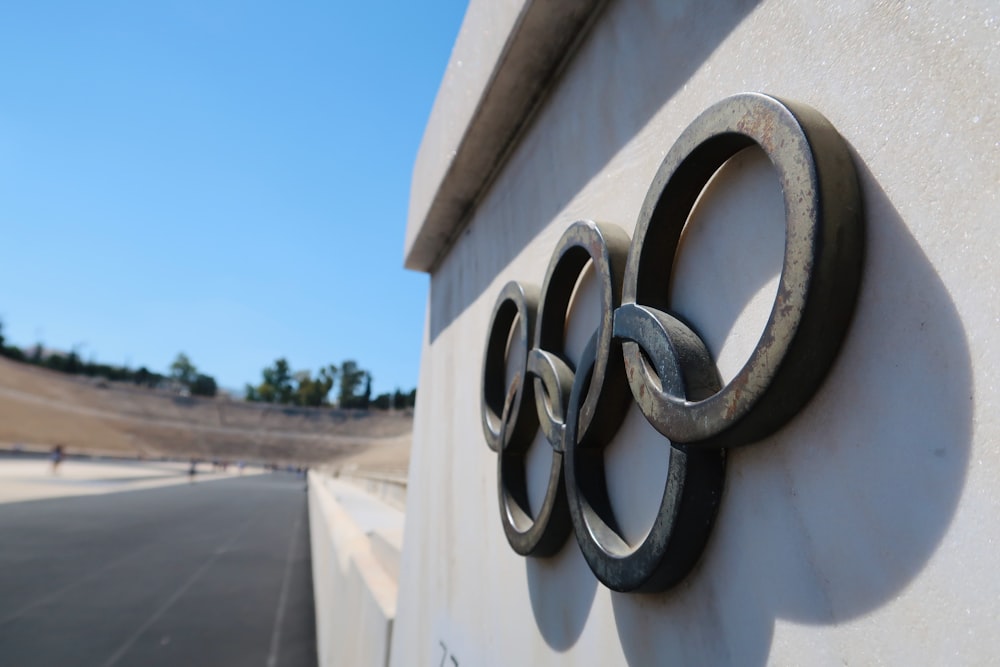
[
  {"left": 564, "top": 324, "right": 725, "bottom": 592},
  {"left": 620, "top": 93, "right": 863, "bottom": 447}
]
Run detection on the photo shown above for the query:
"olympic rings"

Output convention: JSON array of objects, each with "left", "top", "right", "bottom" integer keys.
[{"left": 480, "top": 93, "right": 863, "bottom": 592}]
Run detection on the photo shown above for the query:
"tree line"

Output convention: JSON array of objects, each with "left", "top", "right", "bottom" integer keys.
[
  {"left": 0, "top": 318, "right": 415, "bottom": 409},
  {"left": 0, "top": 320, "right": 219, "bottom": 396},
  {"left": 244, "top": 357, "right": 416, "bottom": 410}
]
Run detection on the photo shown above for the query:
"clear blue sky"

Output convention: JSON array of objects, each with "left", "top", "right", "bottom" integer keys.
[{"left": 0, "top": 1, "right": 468, "bottom": 396}]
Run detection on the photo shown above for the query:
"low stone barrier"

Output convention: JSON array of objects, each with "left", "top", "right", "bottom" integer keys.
[{"left": 307, "top": 471, "right": 404, "bottom": 667}]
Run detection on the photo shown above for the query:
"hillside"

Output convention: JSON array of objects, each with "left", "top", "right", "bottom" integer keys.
[{"left": 0, "top": 357, "right": 412, "bottom": 470}]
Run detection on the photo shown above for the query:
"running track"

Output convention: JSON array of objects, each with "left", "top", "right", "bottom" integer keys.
[{"left": 0, "top": 472, "right": 317, "bottom": 667}]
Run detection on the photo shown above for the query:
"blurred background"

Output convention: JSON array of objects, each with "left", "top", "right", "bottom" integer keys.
[{"left": 0, "top": 0, "right": 468, "bottom": 468}]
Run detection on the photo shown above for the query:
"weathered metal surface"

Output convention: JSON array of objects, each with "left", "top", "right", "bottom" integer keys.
[
  {"left": 530, "top": 220, "right": 632, "bottom": 449},
  {"left": 563, "top": 329, "right": 726, "bottom": 593},
  {"left": 481, "top": 281, "right": 538, "bottom": 453},
  {"left": 479, "top": 93, "right": 864, "bottom": 590},
  {"left": 620, "top": 93, "right": 864, "bottom": 447}
]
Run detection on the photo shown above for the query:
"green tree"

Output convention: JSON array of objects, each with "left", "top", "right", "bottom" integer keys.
[
  {"left": 45, "top": 353, "right": 66, "bottom": 372},
  {"left": 294, "top": 365, "right": 338, "bottom": 407},
  {"left": 166, "top": 353, "right": 218, "bottom": 396},
  {"left": 190, "top": 373, "right": 217, "bottom": 397},
  {"left": 372, "top": 386, "right": 416, "bottom": 410},
  {"left": 338, "top": 360, "right": 367, "bottom": 408},
  {"left": 361, "top": 372, "right": 372, "bottom": 409},
  {"left": 170, "top": 353, "right": 198, "bottom": 386},
  {"left": 247, "top": 358, "right": 296, "bottom": 404},
  {"left": 262, "top": 358, "right": 294, "bottom": 404},
  {"left": 0, "top": 320, "right": 27, "bottom": 361},
  {"left": 65, "top": 350, "right": 82, "bottom": 374},
  {"left": 135, "top": 366, "right": 155, "bottom": 387}
]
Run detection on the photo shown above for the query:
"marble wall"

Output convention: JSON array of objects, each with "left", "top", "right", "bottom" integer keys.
[{"left": 395, "top": 0, "right": 999, "bottom": 664}]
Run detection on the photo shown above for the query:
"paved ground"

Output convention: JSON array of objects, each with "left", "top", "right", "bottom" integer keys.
[{"left": 0, "top": 466, "right": 317, "bottom": 667}]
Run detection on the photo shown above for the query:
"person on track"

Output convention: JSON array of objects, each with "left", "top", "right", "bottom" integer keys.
[{"left": 50, "top": 444, "right": 64, "bottom": 475}]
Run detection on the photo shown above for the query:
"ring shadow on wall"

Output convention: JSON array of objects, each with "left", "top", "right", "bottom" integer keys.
[
  {"left": 525, "top": 533, "right": 600, "bottom": 651},
  {"left": 603, "top": 152, "right": 973, "bottom": 665}
]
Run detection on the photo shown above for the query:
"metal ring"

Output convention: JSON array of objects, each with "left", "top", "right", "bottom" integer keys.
[
  {"left": 564, "top": 324, "right": 725, "bottom": 593},
  {"left": 532, "top": 220, "right": 632, "bottom": 448},
  {"left": 485, "top": 282, "right": 567, "bottom": 555},
  {"left": 497, "top": 381, "right": 571, "bottom": 556},
  {"left": 494, "top": 220, "right": 632, "bottom": 556},
  {"left": 620, "top": 93, "right": 863, "bottom": 447},
  {"left": 481, "top": 281, "right": 539, "bottom": 453}
]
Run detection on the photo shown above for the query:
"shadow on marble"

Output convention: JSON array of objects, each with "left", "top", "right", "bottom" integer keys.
[
  {"left": 608, "top": 153, "right": 973, "bottom": 665},
  {"left": 525, "top": 534, "right": 599, "bottom": 650}
]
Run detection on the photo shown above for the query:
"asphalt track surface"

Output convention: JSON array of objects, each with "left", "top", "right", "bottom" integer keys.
[{"left": 0, "top": 472, "right": 317, "bottom": 667}]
